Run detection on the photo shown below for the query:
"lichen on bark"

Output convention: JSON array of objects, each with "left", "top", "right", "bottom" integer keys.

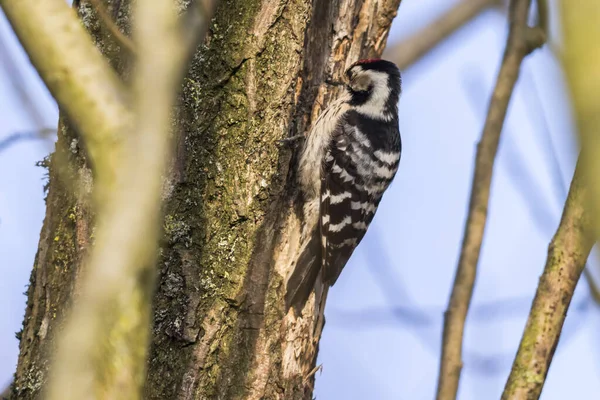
[{"left": 12, "top": 0, "right": 402, "bottom": 399}]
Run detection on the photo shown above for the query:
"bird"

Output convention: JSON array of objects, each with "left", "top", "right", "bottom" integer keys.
[{"left": 285, "top": 58, "right": 402, "bottom": 321}]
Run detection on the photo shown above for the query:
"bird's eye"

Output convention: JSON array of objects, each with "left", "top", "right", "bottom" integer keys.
[
  {"left": 346, "top": 67, "right": 357, "bottom": 80},
  {"left": 348, "top": 73, "right": 371, "bottom": 92}
]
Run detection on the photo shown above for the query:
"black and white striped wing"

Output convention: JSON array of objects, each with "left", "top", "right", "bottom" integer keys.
[{"left": 320, "top": 126, "right": 378, "bottom": 285}]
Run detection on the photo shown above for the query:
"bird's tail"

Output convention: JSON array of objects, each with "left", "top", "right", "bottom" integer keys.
[
  {"left": 285, "top": 228, "right": 322, "bottom": 315},
  {"left": 284, "top": 228, "right": 329, "bottom": 337},
  {"left": 312, "top": 274, "right": 328, "bottom": 338}
]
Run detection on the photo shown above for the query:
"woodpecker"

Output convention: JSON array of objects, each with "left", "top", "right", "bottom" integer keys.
[{"left": 285, "top": 59, "right": 402, "bottom": 315}]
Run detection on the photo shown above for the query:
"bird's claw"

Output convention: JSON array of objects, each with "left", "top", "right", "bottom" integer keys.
[{"left": 278, "top": 135, "right": 305, "bottom": 146}]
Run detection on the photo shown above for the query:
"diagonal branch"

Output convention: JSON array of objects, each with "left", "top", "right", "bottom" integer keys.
[
  {"left": 383, "top": 0, "right": 502, "bottom": 70},
  {"left": 435, "top": 1, "right": 545, "bottom": 399},
  {"left": 501, "top": 158, "right": 594, "bottom": 399}
]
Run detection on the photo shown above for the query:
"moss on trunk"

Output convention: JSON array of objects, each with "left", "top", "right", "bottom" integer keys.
[{"left": 13, "top": 0, "right": 402, "bottom": 399}]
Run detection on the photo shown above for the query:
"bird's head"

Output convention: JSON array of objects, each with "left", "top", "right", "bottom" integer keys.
[
  {"left": 345, "top": 59, "right": 401, "bottom": 93},
  {"left": 344, "top": 59, "right": 401, "bottom": 120}
]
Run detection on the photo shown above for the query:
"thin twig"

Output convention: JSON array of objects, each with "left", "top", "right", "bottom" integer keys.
[
  {"left": 382, "top": 0, "right": 502, "bottom": 70},
  {"left": 0, "top": 131, "right": 43, "bottom": 153},
  {"left": 435, "top": 1, "right": 545, "bottom": 399},
  {"left": 492, "top": 1, "right": 563, "bottom": 60},
  {"left": 303, "top": 364, "right": 322, "bottom": 383},
  {"left": 501, "top": 158, "right": 594, "bottom": 399},
  {"left": 0, "top": 128, "right": 55, "bottom": 151}
]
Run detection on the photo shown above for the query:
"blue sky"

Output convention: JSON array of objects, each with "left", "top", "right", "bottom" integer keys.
[{"left": 1, "top": 1, "right": 599, "bottom": 398}]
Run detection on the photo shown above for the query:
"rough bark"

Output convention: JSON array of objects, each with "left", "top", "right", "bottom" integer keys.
[{"left": 11, "top": 0, "right": 401, "bottom": 399}]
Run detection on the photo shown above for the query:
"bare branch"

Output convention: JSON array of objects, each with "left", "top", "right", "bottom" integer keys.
[
  {"left": 435, "top": 1, "right": 545, "bottom": 399},
  {"left": 45, "top": 0, "right": 216, "bottom": 398},
  {"left": 383, "top": 0, "right": 502, "bottom": 70},
  {"left": 502, "top": 158, "right": 594, "bottom": 399},
  {"left": 0, "top": 0, "right": 131, "bottom": 197}
]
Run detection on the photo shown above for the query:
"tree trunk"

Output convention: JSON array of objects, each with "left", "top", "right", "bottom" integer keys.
[{"left": 12, "top": 0, "right": 401, "bottom": 398}]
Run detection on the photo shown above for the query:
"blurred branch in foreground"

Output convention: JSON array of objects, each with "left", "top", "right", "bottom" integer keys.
[
  {"left": 383, "top": 0, "right": 502, "bottom": 70},
  {"left": 0, "top": 0, "right": 130, "bottom": 200},
  {"left": 502, "top": 158, "right": 594, "bottom": 399},
  {"left": 436, "top": 1, "right": 545, "bottom": 399},
  {"left": 560, "top": 3, "right": 600, "bottom": 250},
  {"left": 44, "top": 0, "right": 216, "bottom": 398}
]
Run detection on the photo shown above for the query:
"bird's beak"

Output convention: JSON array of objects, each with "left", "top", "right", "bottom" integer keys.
[{"left": 325, "top": 78, "right": 344, "bottom": 87}]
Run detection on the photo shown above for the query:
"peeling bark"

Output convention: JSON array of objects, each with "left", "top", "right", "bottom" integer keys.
[{"left": 12, "top": 0, "right": 401, "bottom": 399}]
